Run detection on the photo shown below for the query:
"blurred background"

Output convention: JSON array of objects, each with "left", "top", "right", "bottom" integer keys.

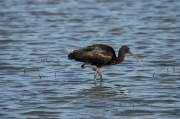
[{"left": 0, "top": 0, "right": 180, "bottom": 118}]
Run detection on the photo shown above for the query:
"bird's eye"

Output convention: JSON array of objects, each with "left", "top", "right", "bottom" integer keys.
[{"left": 126, "top": 49, "right": 129, "bottom": 53}]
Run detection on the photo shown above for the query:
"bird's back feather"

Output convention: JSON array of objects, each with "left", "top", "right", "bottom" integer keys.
[{"left": 68, "top": 44, "right": 116, "bottom": 67}]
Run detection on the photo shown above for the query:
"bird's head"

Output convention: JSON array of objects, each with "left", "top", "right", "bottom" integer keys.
[
  {"left": 121, "top": 46, "right": 130, "bottom": 54},
  {"left": 120, "top": 46, "right": 142, "bottom": 67}
]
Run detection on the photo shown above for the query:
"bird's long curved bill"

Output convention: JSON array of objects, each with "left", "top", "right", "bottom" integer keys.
[{"left": 129, "top": 51, "right": 142, "bottom": 67}]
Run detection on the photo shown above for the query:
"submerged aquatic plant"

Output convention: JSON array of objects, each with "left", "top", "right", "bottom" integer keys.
[{"left": 35, "top": 69, "right": 41, "bottom": 78}]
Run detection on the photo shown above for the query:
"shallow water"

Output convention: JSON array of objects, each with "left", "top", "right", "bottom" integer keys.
[{"left": 0, "top": 0, "right": 180, "bottom": 118}]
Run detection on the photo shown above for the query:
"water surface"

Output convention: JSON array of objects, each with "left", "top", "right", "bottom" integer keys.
[{"left": 0, "top": 0, "right": 180, "bottom": 118}]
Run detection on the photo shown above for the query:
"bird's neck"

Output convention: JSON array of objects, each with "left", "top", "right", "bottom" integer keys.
[
  {"left": 110, "top": 50, "right": 126, "bottom": 65},
  {"left": 118, "top": 49, "right": 126, "bottom": 61}
]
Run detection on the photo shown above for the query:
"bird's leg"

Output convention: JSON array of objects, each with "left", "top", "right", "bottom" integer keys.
[
  {"left": 97, "top": 69, "right": 102, "bottom": 80},
  {"left": 81, "top": 64, "right": 96, "bottom": 71},
  {"left": 81, "top": 64, "right": 102, "bottom": 82},
  {"left": 95, "top": 68, "right": 103, "bottom": 82},
  {"left": 94, "top": 68, "right": 98, "bottom": 82}
]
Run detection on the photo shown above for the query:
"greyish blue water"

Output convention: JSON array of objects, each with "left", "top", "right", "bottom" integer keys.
[{"left": 0, "top": 0, "right": 180, "bottom": 118}]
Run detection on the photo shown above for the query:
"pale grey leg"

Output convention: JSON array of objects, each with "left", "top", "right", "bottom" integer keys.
[
  {"left": 81, "top": 64, "right": 96, "bottom": 71},
  {"left": 94, "top": 68, "right": 99, "bottom": 82},
  {"left": 97, "top": 70, "right": 102, "bottom": 80},
  {"left": 81, "top": 64, "right": 102, "bottom": 82}
]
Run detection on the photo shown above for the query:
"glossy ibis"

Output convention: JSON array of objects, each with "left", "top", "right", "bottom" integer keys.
[{"left": 68, "top": 44, "right": 142, "bottom": 82}]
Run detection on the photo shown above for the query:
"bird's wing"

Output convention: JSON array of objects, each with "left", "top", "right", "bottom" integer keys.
[{"left": 69, "top": 44, "right": 115, "bottom": 66}]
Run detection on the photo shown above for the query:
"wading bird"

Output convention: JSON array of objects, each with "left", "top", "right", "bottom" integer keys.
[{"left": 68, "top": 44, "right": 142, "bottom": 82}]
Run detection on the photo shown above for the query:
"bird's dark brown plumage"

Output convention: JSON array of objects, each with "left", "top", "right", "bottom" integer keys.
[{"left": 68, "top": 44, "right": 142, "bottom": 82}]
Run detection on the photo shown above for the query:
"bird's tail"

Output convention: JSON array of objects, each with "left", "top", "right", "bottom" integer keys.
[{"left": 68, "top": 50, "right": 80, "bottom": 59}]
